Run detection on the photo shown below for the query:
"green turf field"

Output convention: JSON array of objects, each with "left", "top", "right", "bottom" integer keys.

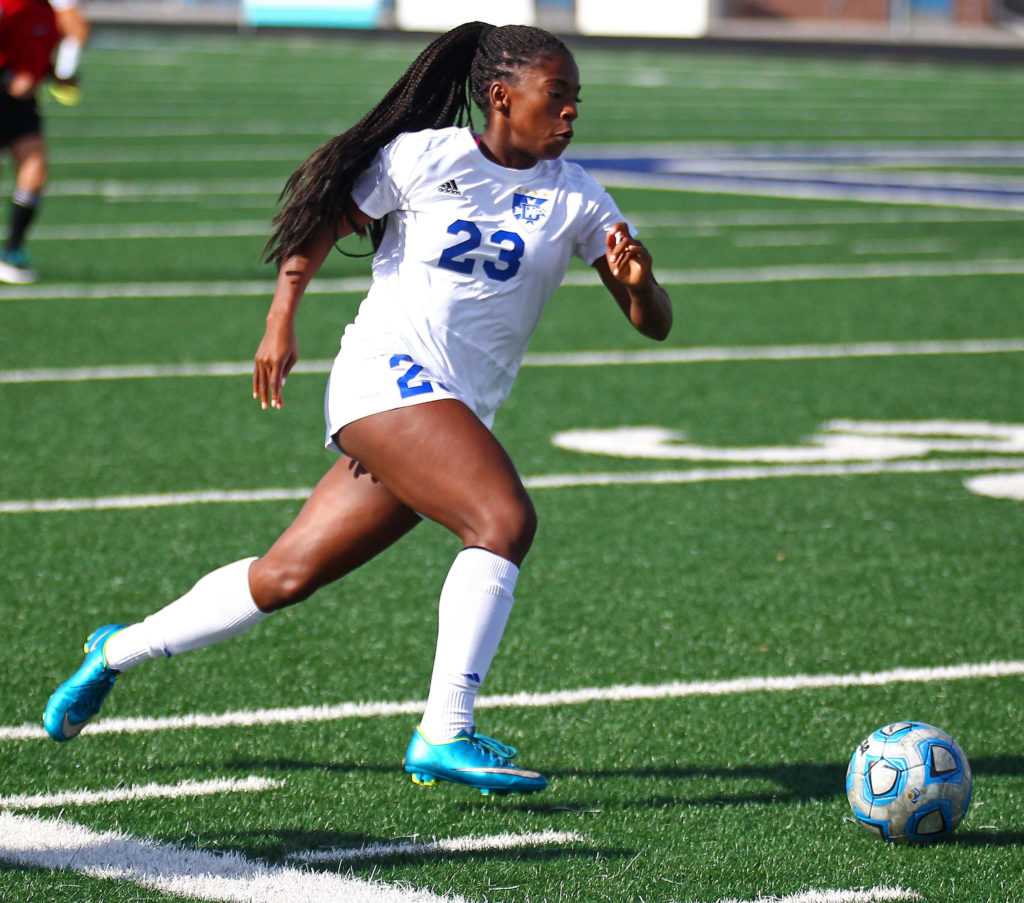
[{"left": 2, "top": 29, "right": 1024, "bottom": 903}]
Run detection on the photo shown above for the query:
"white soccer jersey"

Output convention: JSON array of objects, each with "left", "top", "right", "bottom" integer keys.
[{"left": 345, "top": 126, "right": 629, "bottom": 423}]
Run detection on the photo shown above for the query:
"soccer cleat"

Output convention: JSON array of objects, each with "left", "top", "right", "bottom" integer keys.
[
  {"left": 43, "top": 624, "right": 126, "bottom": 741},
  {"left": 403, "top": 726, "right": 548, "bottom": 795},
  {"left": 0, "top": 249, "right": 37, "bottom": 285},
  {"left": 49, "top": 81, "right": 82, "bottom": 107}
]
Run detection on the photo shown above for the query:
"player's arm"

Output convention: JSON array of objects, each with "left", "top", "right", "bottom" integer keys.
[
  {"left": 593, "top": 223, "right": 672, "bottom": 341},
  {"left": 253, "top": 200, "right": 373, "bottom": 410},
  {"left": 53, "top": 4, "right": 89, "bottom": 79},
  {"left": 4, "top": 70, "right": 43, "bottom": 98}
]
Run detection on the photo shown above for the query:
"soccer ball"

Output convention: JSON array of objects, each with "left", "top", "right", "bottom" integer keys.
[{"left": 846, "top": 721, "right": 972, "bottom": 842}]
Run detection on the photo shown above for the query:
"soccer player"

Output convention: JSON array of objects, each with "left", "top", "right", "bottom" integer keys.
[
  {"left": 0, "top": 0, "right": 60, "bottom": 284},
  {"left": 43, "top": 23, "right": 672, "bottom": 795}
]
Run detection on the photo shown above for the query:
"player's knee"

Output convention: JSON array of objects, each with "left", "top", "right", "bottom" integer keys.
[
  {"left": 468, "top": 493, "right": 537, "bottom": 565},
  {"left": 249, "top": 556, "right": 321, "bottom": 611}
]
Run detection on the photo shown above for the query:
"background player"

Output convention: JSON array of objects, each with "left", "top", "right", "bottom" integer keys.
[
  {"left": 44, "top": 22, "right": 672, "bottom": 795},
  {"left": 0, "top": 0, "right": 59, "bottom": 283},
  {"left": 0, "top": 0, "right": 87, "bottom": 283}
]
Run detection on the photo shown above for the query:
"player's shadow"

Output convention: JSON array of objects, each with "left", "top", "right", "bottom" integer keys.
[
  {"left": 521, "top": 760, "right": 844, "bottom": 813},
  {"left": 225, "top": 756, "right": 395, "bottom": 776},
  {"left": 207, "top": 826, "right": 627, "bottom": 865}
]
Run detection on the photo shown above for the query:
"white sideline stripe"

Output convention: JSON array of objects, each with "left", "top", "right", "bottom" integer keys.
[
  {"left": 3, "top": 339, "right": 1023, "bottom": 385},
  {"left": 290, "top": 830, "right": 584, "bottom": 864},
  {"left": 33, "top": 221, "right": 272, "bottom": 241},
  {"left": 711, "top": 888, "right": 922, "bottom": 903},
  {"left": 5, "top": 258, "right": 1024, "bottom": 301},
  {"left": 2, "top": 457, "right": 1024, "bottom": 516},
  {"left": 3, "top": 659, "right": 1023, "bottom": 743},
  {"left": 0, "top": 812, "right": 463, "bottom": 903},
  {"left": 0, "top": 776, "right": 281, "bottom": 811},
  {"left": 29, "top": 209, "right": 1024, "bottom": 242}
]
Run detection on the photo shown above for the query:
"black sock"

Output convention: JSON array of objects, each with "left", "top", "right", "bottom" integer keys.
[{"left": 7, "top": 190, "right": 40, "bottom": 254}]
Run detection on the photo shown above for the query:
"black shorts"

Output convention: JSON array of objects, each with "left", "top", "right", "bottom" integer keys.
[{"left": 0, "top": 89, "right": 42, "bottom": 149}]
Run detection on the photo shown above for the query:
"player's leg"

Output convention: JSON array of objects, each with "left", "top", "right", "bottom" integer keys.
[
  {"left": 43, "top": 456, "right": 421, "bottom": 741},
  {"left": 337, "top": 399, "right": 546, "bottom": 794},
  {"left": 0, "top": 133, "right": 46, "bottom": 283}
]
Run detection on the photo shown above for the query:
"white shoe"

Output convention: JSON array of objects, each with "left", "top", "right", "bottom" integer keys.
[{"left": 0, "top": 251, "right": 38, "bottom": 284}]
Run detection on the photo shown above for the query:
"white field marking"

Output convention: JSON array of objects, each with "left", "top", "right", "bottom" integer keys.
[
  {"left": 2, "top": 457, "right": 1024, "bottom": 517},
  {"left": 6, "top": 259, "right": 1024, "bottom": 303},
  {"left": 0, "top": 276, "right": 369, "bottom": 302},
  {"left": 0, "top": 811, "right": 464, "bottom": 903},
  {"left": 49, "top": 146, "right": 317, "bottom": 166},
  {"left": 4, "top": 659, "right": 1024, "bottom": 743},
  {"left": 0, "top": 776, "right": 282, "bottom": 811},
  {"left": 3, "top": 339, "right": 1022, "bottom": 386},
  {"left": 27, "top": 208, "right": 1024, "bottom": 243},
  {"left": 3, "top": 457, "right": 1024, "bottom": 518},
  {"left": 850, "top": 238, "right": 956, "bottom": 256},
  {"left": 43, "top": 178, "right": 282, "bottom": 198},
  {"left": 705, "top": 888, "right": 922, "bottom": 903},
  {"left": 32, "top": 221, "right": 271, "bottom": 241},
  {"left": 552, "top": 420, "right": 1024, "bottom": 463},
  {"left": 732, "top": 230, "right": 838, "bottom": 248},
  {"left": 289, "top": 830, "right": 584, "bottom": 864},
  {"left": 964, "top": 472, "right": 1024, "bottom": 501}
]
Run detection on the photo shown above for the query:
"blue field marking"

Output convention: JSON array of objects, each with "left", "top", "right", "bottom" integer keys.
[{"left": 568, "top": 142, "right": 1024, "bottom": 209}]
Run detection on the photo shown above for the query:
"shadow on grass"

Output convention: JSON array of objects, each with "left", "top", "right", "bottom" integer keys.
[
  {"left": 204, "top": 754, "right": 1024, "bottom": 850},
  {"left": 205, "top": 825, "right": 627, "bottom": 865}
]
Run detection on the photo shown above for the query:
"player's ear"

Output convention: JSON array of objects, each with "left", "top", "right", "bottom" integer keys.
[{"left": 488, "top": 81, "right": 511, "bottom": 117}]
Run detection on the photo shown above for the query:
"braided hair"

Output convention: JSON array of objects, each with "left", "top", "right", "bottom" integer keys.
[{"left": 264, "top": 22, "right": 571, "bottom": 265}]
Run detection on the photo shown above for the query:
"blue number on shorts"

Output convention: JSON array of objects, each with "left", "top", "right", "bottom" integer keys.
[
  {"left": 437, "top": 220, "right": 524, "bottom": 282},
  {"left": 437, "top": 220, "right": 481, "bottom": 275},
  {"left": 390, "top": 353, "right": 435, "bottom": 398}
]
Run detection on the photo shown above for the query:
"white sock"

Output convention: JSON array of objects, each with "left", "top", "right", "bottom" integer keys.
[
  {"left": 418, "top": 547, "right": 519, "bottom": 741},
  {"left": 103, "top": 558, "right": 268, "bottom": 672}
]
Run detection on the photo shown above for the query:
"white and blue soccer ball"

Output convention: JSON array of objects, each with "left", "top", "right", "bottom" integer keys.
[{"left": 846, "top": 721, "right": 972, "bottom": 842}]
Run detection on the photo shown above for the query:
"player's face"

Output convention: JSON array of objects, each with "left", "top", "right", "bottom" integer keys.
[{"left": 501, "top": 53, "right": 580, "bottom": 166}]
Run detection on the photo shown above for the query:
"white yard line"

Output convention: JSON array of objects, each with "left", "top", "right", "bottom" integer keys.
[
  {"left": 2, "top": 456, "right": 1023, "bottom": 516},
  {"left": 32, "top": 221, "right": 272, "bottom": 241},
  {"left": 0, "top": 811, "right": 464, "bottom": 903},
  {"left": 708, "top": 888, "right": 922, "bottom": 903},
  {"left": 3, "top": 659, "right": 1022, "bottom": 743},
  {"left": 5, "top": 258, "right": 1024, "bottom": 302},
  {"left": 27, "top": 208, "right": 1024, "bottom": 243},
  {"left": 290, "top": 830, "right": 584, "bottom": 864},
  {"left": 0, "top": 776, "right": 281, "bottom": 811},
  {"left": 3, "top": 339, "right": 1021, "bottom": 386}
]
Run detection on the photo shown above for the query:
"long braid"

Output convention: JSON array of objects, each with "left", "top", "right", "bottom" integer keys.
[{"left": 265, "top": 22, "right": 570, "bottom": 265}]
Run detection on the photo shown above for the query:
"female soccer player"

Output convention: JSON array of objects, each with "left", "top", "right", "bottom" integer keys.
[{"left": 44, "top": 22, "right": 672, "bottom": 795}]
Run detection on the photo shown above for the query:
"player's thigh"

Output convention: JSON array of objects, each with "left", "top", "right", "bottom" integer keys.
[
  {"left": 336, "top": 399, "right": 535, "bottom": 560},
  {"left": 251, "top": 455, "right": 421, "bottom": 609},
  {"left": 9, "top": 133, "right": 46, "bottom": 180}
]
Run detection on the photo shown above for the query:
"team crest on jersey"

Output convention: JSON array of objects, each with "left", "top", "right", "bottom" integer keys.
[{"left": 512, "top": 189, "right": 550, "bottom": 229}]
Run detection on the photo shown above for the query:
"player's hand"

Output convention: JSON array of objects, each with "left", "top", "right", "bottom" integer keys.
[
  {"left": 253, "top": 316, "right": 297, "bottom": 410},
  {"left": 605, "top": 224, "right": 653, "bottom": 289}
]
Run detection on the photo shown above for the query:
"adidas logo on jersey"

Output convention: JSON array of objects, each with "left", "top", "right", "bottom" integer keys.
[{"left": 437, "top": 179, "right": 461, "bottom": 196}]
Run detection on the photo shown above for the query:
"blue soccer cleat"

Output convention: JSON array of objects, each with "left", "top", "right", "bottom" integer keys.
[
  {"left": 403, "top": 726, "right": 548, "bottom": 795},
  {"left": 43, "top": 624, "right": 125, "bottom": 741}
]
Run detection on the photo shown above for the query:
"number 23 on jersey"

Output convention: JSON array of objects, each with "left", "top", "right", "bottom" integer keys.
[{"left": 437, "top": 219, "right": 525, "bottom": 282}]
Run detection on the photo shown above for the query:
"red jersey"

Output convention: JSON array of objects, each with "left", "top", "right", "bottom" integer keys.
[{"left": 0, "top": 0, "right": 60, "bottom": 83}]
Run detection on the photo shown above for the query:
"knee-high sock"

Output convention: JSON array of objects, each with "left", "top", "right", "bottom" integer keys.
[
  {"left": 7, "top": 190, "right": 40, "bottom": 253},
  {"left": 418, "top": 547, "right": 519, "bottom": 740},
  {"left": 103, "top": 558, "right": 268, "bottom": 672}
]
